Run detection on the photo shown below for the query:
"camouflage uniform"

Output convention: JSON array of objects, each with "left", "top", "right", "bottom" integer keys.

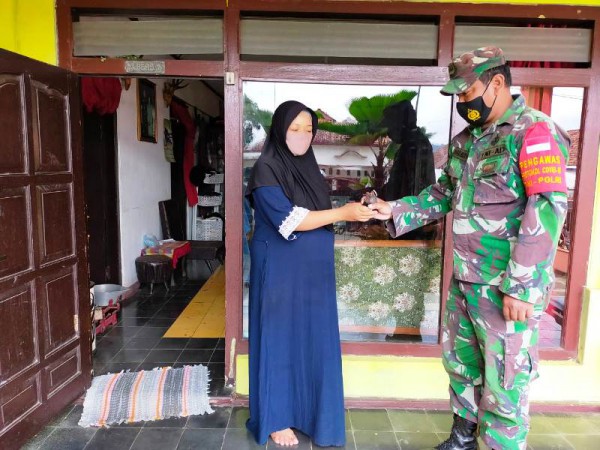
[{"left": 387, "top": 88, "right": 569, "bottom": 448}]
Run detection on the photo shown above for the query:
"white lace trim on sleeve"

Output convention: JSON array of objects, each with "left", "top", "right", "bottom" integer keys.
[{"left": 278, "top": 206, "right": 310, "bottom": 240}]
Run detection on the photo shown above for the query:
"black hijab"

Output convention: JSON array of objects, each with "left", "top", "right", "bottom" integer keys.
[{"left": 246, "top": 101, "right": 332, "bottom": 228}]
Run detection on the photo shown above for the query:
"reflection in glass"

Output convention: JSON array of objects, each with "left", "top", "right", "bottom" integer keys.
[
  {"left": 545, "top": 87, "right": 582, "bottom": 348},
  {"left": 513, "top": 86, "right": 582, "bottom": 348},
  {"left": 242, "top": 82, "right": 451, "bottom": 344}
]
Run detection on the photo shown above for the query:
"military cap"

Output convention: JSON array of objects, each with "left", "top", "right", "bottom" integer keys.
[{"left": 441, "top": 46, "right": 506, "bottom": 96}]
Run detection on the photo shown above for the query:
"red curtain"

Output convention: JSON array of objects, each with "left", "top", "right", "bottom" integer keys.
[
  {"left": 170, "top": 100, "right": 199, "bottom": 207},
  {"left": 81, "top": 77, "right": 122, "bottom": 115}
]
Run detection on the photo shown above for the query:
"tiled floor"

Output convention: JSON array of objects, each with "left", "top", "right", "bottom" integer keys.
[
  {"left": 23, "top": 404, "right": 600, "bottom": 449},
  {"left": 22, "top": 274, "right": 600, "bottom": 449}
]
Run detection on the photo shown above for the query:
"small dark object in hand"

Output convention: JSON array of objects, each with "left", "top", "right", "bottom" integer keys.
[{"left": 362, "top": 190, "right": 378, "bottom": 206}]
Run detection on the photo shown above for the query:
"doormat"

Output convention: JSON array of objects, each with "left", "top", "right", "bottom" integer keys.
[{"left": 78, "top": 365, "right": 213, "bottom": 427}]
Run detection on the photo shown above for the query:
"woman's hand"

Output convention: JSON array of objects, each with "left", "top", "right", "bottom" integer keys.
[
  {"left": 367, "top": 198, "right": 393, "bottom": 221},
  {"left": 340, "top": 202, "right": 376, "bottom": 222}
]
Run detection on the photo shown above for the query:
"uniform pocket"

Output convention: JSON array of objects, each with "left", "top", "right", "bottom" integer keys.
[
  {"left": 501, "top": 333, "right": 536, "bottom": 391},
  {"left": 472, "top": 153, "right": 519, "bottom": 204},
  {"left": 446, "top": 157, "right": 465, "bottom": 207}
]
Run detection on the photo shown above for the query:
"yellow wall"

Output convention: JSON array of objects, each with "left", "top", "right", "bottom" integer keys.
[
  {"left": 0, "top": 0, "right": 57, "bottom": 65},
  {"left": 2, "top": 0, "right": 600, "bottom": 403}
]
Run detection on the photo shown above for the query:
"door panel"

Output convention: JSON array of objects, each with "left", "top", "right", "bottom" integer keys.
[
  {"left": 0, "top": 187, "right": 33, "bottom": 279},
  {"left": 0, "top": 75, "right": 28, "bottom": 174},
  {"left": 0, "top": 284, "right": 38, "bottom": 383},
  {"left": 45, "top": 347, "right": 81, "bottom": 399},
  {"left": 32, "top": 82, "right": 71, "bottom": 174},
  {"left": 36, "top": 184, "right": 75, "bottom": 266},
  {"left": 0, "top": 49, "right": 91, "bottom": 449},
  {"left": 39, "top": 266, "right": 79, "bottom": 357},
  {"left": 0, "top": 374, "right": 42, "bottom": 432}
]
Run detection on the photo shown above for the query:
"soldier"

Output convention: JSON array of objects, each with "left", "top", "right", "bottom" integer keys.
[{"left": 369, "top": 46, "right": 569, "bottom": 450}]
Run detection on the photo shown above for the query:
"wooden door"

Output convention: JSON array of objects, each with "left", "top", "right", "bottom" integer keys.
[
  {"left": 0, "top": 49, "right": 91, "bottom": 449},
  {"left": 83, "top": 110, "right": 120, "bottom": 285}
]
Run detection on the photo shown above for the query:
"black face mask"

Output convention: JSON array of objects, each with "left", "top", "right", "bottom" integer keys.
[{"left": 456, "top": 81, "right": 497, "bottom": 127}]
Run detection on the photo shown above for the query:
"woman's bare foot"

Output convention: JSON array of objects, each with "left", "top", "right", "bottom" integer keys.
[{"left": 270, "top": 428, "right": 299, "bottom": 446}]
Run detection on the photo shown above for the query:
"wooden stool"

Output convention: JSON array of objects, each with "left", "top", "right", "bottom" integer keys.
[{"left": 135, "top": 255, "right": 173, "bottom": 294}]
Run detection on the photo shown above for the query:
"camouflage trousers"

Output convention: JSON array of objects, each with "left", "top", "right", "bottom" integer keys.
[{"left": 442, "top": 278, "right": 542, "bottom": 450}]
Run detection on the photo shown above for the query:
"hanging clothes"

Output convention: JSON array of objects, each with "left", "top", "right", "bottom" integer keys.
[
  {"left": 170, "top": 100, "right": 198, "bottom": 207},
  {"left": 81, "top": 77, "right": 122, "bottom": 115}
]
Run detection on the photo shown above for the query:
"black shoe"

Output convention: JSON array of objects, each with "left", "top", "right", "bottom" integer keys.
[{"left": 434, "top": 414, "right": 478, "bottom": 450}]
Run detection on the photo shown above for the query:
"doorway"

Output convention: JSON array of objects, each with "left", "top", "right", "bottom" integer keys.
[{"left": 80, "top": 75, "right": 228, "bottom": 385}]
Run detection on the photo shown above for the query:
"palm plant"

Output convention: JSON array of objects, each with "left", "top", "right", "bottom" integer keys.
[
  {"left": 318, "top": 90, "right": 418, "bottom": 190},
  {"left": 243, "top": 95, "right": 273, "bottom": 147}
]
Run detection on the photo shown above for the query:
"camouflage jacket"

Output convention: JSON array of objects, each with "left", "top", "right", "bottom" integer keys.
[{"left": 387, "top": 95, "right": 569, "bottom": 305}]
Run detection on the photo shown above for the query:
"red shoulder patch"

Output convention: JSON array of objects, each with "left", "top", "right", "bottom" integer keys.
[{"left": 518, "top": 122, "right": 567, "bottom": 196}]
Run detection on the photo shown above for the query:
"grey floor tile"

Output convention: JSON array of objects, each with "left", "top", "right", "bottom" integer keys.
[
  {"left": 145, "top": 317, "right": 177, "bottom": 327},
  {"left": 388, "top": 409, "right": 435, "bottom": 433},
  {"left": 54, "top": 405, "right": 83, "bottom": 427},
  {"left": 530, "top": 414, "right": 562, "bottom": 435},
  {"left": 130, "top": 428, "right": 184, "bottom": 449},
  {"left": 426, "top": 410, "right": 453, "bottom": 433},
  {"left": 21, "top": 426, "right": 56, "bottom": 449},
  {"left": 210, "top": 350, "right": 225, "bottom": 363},
  {"left": 187, "top": 407, "right": 231, "bottom": 428},
  {"left": 543, "top": 414, "right": 600, "bottom": 435},
  {"left": 186, "top": 338, "right": 220, "bottom": 349},
  {"left": 145, "top": 349, "right": 182, "bottom": 363},
  {"left": 82, "top": 427, "right": 141, "bottom": 450},
  {"left": 126, "top": 336, "right": 163, "bottom": 349},
  {"left": 526, "top": 433, "right": 575, "bottom": 449},
  {"left": 353, "top": 430, "right": 400, "bottom": 450},
  {"left": 48, "top": 405, "right": 76, "bottom": 426},
  {"left": 93, "top": 346, "right": 119, "bottom": 363},
  {"left": 152, "top": 309, "right": 185, "bottom": 319},
  {"left": 313, "top": 431, "right": 356, "bottom": 449},
  {"left": 177, "top": 428, "right": 226, "bottom": 450},
  {"left": 395, "top": 431, "right": 441, "bottom": 449},
  {"left": 119, "top": 316, "right": 153, "bottom": 327},
  {"left": 208, "top": 377, "right": 233, "bottom": 396},
  {"left": 144, "top": 416, "right": 189, "bottom": 428},
  {"left": 207, "top": 362, "right": 225, "bottom": 379},
  {"left": 562, "top": 433, "right": 600, "bottom": 449},
  {"left": 111, "top": 348, "right": 149, "bottom": 363},
  {"left": 136, "top": 327, "right": 169, "bottom": 339},
  {"left": 39, "top": 427, "right": 96, "bottom": 450},
  {"left": 228, "top": 407, "right": 250, "bottom": 428},
  {"left": 350, "top": 409, "right": 393, "bottom": 431},
  {"left": 178, "top": 349, "right": 213, "bottom": 363},
  {"left": 155, "top": 338, "right": 190, "bottom": 350},
  {"left": 222, "top": 428, "right": 266, "bottom": 450}
]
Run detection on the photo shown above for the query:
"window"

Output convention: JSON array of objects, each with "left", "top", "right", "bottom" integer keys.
[{"left": 242, "top": 81, "right": 452, "bottom": 344}]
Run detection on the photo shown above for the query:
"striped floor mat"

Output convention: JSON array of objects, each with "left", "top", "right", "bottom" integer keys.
[{"left": 79, "top": 365, "right": 213, "bottom": 427}]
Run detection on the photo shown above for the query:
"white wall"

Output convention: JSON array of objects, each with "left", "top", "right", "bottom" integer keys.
[
  {"left": 116, "top": 78, "right": 171, "bottom": 286},
  {"left": 176, "top": 80, "right": 222, "bottom": 117}
]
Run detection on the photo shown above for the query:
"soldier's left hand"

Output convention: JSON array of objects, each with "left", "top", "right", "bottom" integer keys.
[{"left": 502, "top": 294, "right": 534, "bottom": 322}]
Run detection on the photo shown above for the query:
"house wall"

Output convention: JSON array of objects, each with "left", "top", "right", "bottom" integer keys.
[
  {"left": 175, "top": 81, "right": 222, "bottom": 118},
  {"left": 0, "top": 0, "right": 56, "bottom": 65},
  {"left": 116, "top": 78, "right": 171, "bottom": 286}
]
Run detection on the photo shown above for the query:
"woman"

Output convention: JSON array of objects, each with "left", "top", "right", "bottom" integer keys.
[{"left": 245, "top": 101, "right": 374, "bottom": 447}]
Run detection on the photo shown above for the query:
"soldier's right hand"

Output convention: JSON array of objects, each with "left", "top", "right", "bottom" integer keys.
[{"left": 368, "top": 199, "right": 393, "bottom": 221}]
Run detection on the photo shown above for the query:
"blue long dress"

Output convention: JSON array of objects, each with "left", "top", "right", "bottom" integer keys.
[{"left": 246, "top": 186, "right": 346, "bottom": 447}]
